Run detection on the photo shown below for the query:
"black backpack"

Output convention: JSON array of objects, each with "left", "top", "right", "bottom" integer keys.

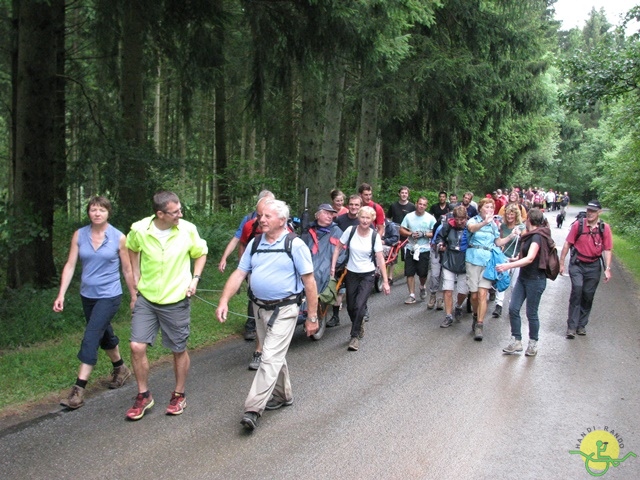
[{"left": 250, "top": 232, "right": 299, "bottom": 277}]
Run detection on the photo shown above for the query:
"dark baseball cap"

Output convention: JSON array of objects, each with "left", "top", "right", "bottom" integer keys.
[
  {"left": 317, "top": 203, "right": 337, "bottom": 213},
  {"left": 586, "top": 200, "right": 602, "bottom": 211}
]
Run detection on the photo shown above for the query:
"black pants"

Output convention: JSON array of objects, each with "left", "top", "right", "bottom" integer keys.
[
  {"left": 568, "top": 259, "right": 601, "bottom": 330},
  {"left": 345, "top": 270, "right": 375, "bottom": 338}
]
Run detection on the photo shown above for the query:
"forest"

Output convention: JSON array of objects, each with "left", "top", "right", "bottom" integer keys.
[{"left": 2, "top": 0, "right": 640, "bottom": 292}]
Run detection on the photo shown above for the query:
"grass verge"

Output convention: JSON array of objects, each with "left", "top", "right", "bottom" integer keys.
[{"left": 0, "top": 276, "right": 249, "bottom": 413}]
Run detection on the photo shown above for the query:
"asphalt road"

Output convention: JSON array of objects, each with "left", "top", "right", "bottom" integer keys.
[{"left": 1, "top": 206, "right": 639, "bottom": 479}]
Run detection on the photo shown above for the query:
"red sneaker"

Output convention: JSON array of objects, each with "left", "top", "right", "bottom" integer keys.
[
  {"left": 126, "top": 393, "right": 154, "bottom": 420},
  {"left": 166, "top": 392, "right": 186, "bottom": 415}
]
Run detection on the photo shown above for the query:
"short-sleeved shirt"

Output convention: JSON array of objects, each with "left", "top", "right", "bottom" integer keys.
[
  {"left": 429, "top": 203, "right": 451, "bottom": 231},
  {"left": 239, "top": 218, "right": 262, "bottom": 246},
  {"left": 566, "top": 220, "right": 613, "bottom": 263},
  {"left": 364, "top": 200, "right": 386, "bottom": 230},
  {"left": 239, "top": 231, "right": 313, "bottom": 300},
  {"left": 126, "top": 216, "right": 208, "bottom": 304},
  {"left": 520, "top": 233, "right": 545, "bottom": 279},
  {"left": 340, "top": 226, "right": 383, "bottom": 273},
  {"left": 500, "top": 222, "right": 525, "bottom": 258},
  {"left": 77, "top": 224, "right": 124, "bottom": 299},
  {"left": 387, "top": 201, "right": 415, "bottom": 225},
  {"left": 335, "top": 213, "right": 360, "bottom": 232},
  {"left": 466, "top": 216, "right": 499, "bottom": 267},
  {"left": 401, "top": 212, "right": 436, "bottom": 253},
  {"left": 458, "top": 202, "right": 478, "bottom": 218}
]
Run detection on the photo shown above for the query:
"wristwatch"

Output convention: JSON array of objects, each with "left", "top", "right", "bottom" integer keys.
[{"left": 308, "top": 316, "right": 318, "bottom": 323}]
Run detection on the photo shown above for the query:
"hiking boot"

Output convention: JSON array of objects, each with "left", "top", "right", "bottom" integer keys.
[
  {"left": 108, "top": 364, "right": 131, "bottom": 389},
  {"left": 166, "top": 392, "right": 186, "bottom": 415},
  {"left": 492, "top": 305, "right": 502, "bottom": 318},
  {"left": 474, "top": 323, "right": 484, "bottom": 341},
  {"left": 525, "top": 340, "right": 538, "bottom": 356},
  {"left": 566, "top": 329, "right": 576, "bottom": 339},
  {"left": 404, "top": 295, "right": 417, "bottom": 304},
  {"left": 454, "top": 307, "right": 463, "bottom": 321},
  {"left": 326, "top": 314, "right": 340, "bottom": 328},
  {"left": 436, "top": 297, "right": 444, "bottom": 310},
  {"left": 241, "top": 411, "right": 259, "bottom": 431},
  {"left": 248, "top": 351, "right": 262, "bottom": 370},
  {"left": 440, "top": 315, "right": 453, "bottom": 328},
  {"left": 427, "top": 293, "right": 436, "bottom": 309},
  {"left": 502, "top": 337, "right": 523, "bottom": 354},
  {"left": 126, "top": 392, "right": 154, "bottom": 420},
  {"left": 576, "top": 327, "right": 586, "bottom": 336},
  {"left": 348, "top": 337, "right": 359, "bottom": 351},
  {"left": 61, "top": 385, "right": 85, "bottom": 410},
  {"left": 358, "top": 323, "right": 365, "bottom": 339},
  {"left": 265, "top": 396, "right": 294, "bottom": 410},
  {"left": 420, "top": 287, "right": 427, "bottom": 301},
  {"left": 243, "top": 330, "right": 256, "bottom": 341}
]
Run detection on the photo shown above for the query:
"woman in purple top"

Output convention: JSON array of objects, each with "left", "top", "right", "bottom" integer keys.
[{"left": 54, "top": 196, "right": 136, "bottom": 410}]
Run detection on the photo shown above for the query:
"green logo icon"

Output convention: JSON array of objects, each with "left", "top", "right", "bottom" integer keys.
[{"left": 569, "top": 429, "right": 636, "bottom": 476}]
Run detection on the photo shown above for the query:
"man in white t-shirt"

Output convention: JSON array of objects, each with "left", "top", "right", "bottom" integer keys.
[{"left": 399, "top": 197, "right": 436, "bottom": 304}]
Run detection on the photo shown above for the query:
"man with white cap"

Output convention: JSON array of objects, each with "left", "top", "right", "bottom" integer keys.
[{"left": 559, "top": 200, "right": 613, "bottom": 338}]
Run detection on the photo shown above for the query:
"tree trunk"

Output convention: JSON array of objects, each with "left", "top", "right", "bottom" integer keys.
[
  {"left": 320, "top": 63, "right": 346, "bottom": 196},
  {"left": 298, "top": 69, "right": 323, "bottom": 209},
  {"left": 214, "top": 12, "right": 228, "bottom": 209},
  {"left": 52, "top": 0, "right": 66, "bottom": 207},
  {"left": 356, "top": 94, "right": 379, "bottom": 188},
  {"left": 118, "top": 0, "right": 148, "bottom": 224},
  {"left": 8, "top": 0, "right": 58, "bottom": 287}
]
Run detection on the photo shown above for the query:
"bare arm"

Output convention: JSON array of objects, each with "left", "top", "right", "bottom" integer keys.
[
  {"left": 330, "top": 241, "right": 345, "bottom": 277},
  {"left": 216, "top": 268, "right": 248, "bottom": 323},
  {"left": 187, "top": 254, "right": 207, "bottom": 297},
  {"left": 467, "top": 216, "right": 491, "bottom": 234},
  {"left": 301, "top": 272, "right": 319, "bottom": 336},
  {"left": 559, "top": 240, "right": 572, "bottom": 276},
  {"left": 496, "top": 242, "right": 540, "bottom": 272},
  {"left": 218, "top": 237, "right": 239, "bottom": 273},
  {"left": 375, "top": 251, "right": 391, "bottom": 295},
  {"left": 53, "top": 231, "right": 80, "bottom": 312},
  {"left": 602, "top": 250, "right": 612, "bottom": 282},
  {"left": 118, "top": 235, "right": 138, "bottom": 309}
]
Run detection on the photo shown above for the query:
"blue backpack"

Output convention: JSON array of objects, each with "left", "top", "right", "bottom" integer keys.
[{"left": 483, "top": 246, "right": 511, "bottom": 292}]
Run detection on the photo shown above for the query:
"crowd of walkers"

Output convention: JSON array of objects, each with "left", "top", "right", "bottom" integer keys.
[{"left": 52, "top": 185, "right": 612, "bottom": 432}]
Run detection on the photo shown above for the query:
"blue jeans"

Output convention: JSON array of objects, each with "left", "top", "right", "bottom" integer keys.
[
  {"left": 508, "top": 276, "right": 546, "bottom": 341},
  {"left": 78, "top": 295, "right": 122, "bottom": 365}
]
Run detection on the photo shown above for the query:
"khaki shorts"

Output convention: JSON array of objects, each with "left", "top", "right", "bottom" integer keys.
[
  {"left": 442, "top": 268, "right": 469, "bottom": 295},
  {"left": 465, "top": 263, "right": 493, "bottom": 292}
]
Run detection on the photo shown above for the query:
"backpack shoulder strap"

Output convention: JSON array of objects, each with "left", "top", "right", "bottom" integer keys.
[{"left": 250, "top": 233, "right": 263, "bottom": 257}]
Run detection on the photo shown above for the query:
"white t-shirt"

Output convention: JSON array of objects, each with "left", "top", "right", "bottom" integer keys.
[{"left": 340, "top": 227, "right": 383, "bottom": 273}]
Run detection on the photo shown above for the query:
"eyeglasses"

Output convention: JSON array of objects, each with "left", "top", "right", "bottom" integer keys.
[{"left": 164, "top": 208, "right": 183, "bottom": 217}]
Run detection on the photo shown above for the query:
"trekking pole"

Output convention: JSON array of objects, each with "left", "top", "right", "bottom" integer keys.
[{"left": 300, "top": 187, "right": 310, "bottom": 234}]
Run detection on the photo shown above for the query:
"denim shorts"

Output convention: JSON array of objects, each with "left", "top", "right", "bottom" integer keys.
[{"left": 130, "top": 294, "right": 191, "bottom": 352}]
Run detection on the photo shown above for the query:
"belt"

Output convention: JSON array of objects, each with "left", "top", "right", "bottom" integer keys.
[
  {"left": 250, "top": 293, "right": 302, "bottom": 328},
  {"left": 469, "top": 244, "right": 492, "bottom": 251}
]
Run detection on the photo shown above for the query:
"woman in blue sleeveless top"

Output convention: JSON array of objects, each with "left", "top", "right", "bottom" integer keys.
[{"left": 54, "top": 196, "right": 136, "bottom": 410}]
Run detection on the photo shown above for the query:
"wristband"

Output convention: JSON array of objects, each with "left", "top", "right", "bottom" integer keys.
[{"left": 193, "top": 275, "right": 201, "bottom": 280}]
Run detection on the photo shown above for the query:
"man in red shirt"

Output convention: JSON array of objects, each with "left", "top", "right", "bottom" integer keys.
[
  {"left": 559, "top": 200, "right": 613, "bottom": 338},
  {"left": 358, "top": 182, "right": 385, "bottom": 236}
]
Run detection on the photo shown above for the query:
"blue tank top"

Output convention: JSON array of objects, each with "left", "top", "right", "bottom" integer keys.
[{"left": 77, "top": 224, "right": 123, "bottom": 298}]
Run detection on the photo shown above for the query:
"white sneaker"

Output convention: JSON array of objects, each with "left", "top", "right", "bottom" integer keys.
[
  {"left": 525, "top": 340, "right": 538, "bottom": 356},
  {"left": 502, "top": 337, "right": 523, "bottom": 354}
]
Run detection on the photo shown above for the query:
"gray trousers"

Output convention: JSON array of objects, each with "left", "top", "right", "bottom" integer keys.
[{"left": 244, "top": 303, "right": 298, "bottom": 414}]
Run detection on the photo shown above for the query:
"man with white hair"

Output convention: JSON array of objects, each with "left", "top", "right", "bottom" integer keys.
[{"left": 216, "top": 199, "right": 318, "bottom": 431}]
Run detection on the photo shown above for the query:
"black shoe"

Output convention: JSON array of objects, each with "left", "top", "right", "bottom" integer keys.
[
  {"left": 265, "top": 397, "right": 294, "bottom": 410},
  {"left": 243, "top": 330, "right": 256, "bottom": 341},
  {"left": 489, "top": 290, "right": 496, "bottom": 302},
  {"left": 241, "top": 411, "right": 259, "bottom": 430},
  {"left": 492, "top": 305, "right": 502, "bottom": 318},
  {"left": 326, "top": 314, "right": 340, "bottom": 328}
]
